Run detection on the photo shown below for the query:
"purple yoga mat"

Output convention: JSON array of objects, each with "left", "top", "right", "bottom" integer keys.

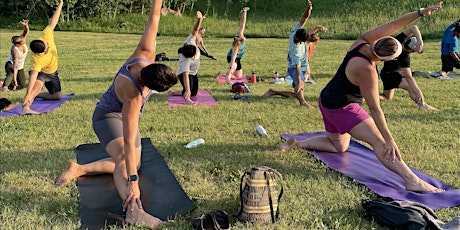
[
  {"left": 281, "top": 132, "right": 460, "bottom": 210},
  {"left": 168, "top": 90, "right": 218, "bottom": 107},
  {"left": 0, "top": 93, "right": 75, "bottom": 118}
]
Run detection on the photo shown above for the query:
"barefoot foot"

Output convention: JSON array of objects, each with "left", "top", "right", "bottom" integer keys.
[
  {"left": 262, "top": 89, "right": 274, "bottom": 98},
  {"left": 125, "top": 208, "right": 167, "bottom": 228},
  {"left": 300, "top": 102, "right": 315, "bottom": 109},
  {"left": 406, "top": 178, "right": 444, "bottom": 193},
  {"left": 277, "top": 138, "right": 297, "bottom": 152},
  {"left": 21, "top": 107, "right": 39, "bottom": 115},
  {"left": 419, "top": 103, "right": 438, "bottom": 111},
  {"left": 55, "top": 162, "right": 80, "bottom": 187}
]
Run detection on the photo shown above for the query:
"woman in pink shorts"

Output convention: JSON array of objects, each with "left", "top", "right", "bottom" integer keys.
[{"left": 278, "top": 2, "right": 444, "bottom": 193}]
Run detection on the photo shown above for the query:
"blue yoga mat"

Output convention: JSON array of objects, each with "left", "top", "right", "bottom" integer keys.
[
  {"left": 281, "top": 132, "right": 460, "bottom": 210},
  {"left": 0, "top": 93, "right": 74, "bottom": 118}
]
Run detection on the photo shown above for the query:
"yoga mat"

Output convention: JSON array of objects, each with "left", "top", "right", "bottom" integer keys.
[
  {"left": 168, "top": 90, "right": 218, "bottom": 107},
  {"left": 76, "top": 138, "right": 196, "bottom": 229},
  {"left": 217, "top": 75, "right": 248, "bottom": 84},
  {"left": 281, "top": 132, "right": 460, "bottom": 210},
  {"left": 0, "top": 93, "right": 75, "bottom": 118}
]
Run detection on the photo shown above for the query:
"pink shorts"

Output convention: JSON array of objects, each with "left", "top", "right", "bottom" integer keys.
[{"left": 318, "top": 99, "right": 371, "bottom": 134}]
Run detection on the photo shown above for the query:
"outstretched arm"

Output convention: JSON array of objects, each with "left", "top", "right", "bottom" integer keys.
[
  {"left": 359, "top": 2, "right": 442, "bottom": 44},
  {"left": 191, "top": 11, "right": 204, "bottom": 37},
  {"left": 402, "top": 25, "right": 423, "bottom": 52},
  {"left": 130, "top": 0, "right": 162, "bottom": 61},
  {"left": 48, "top": 0, "right": 63, "bottom": 30},
  {"left": 309, "top": 25, "right": 327, "bottom": 34},
  {"left": 20, "top": 20, "right": 29, "bottom": 38},
  {"left": 299, "top": 0, "right": 313, "bottom": 27},
  {"left": 236, "top": 7, "right": 250, "bottom": 38}
]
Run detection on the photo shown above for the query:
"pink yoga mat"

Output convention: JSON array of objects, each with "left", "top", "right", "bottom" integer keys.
[
  {"left": 217, "top": 75, "right": 247, "bottom": 84},
  {"left": 281, "top": 132, "right": 459, "bottom": 210},
  {"left": 168, "top": 90, "right": 218, "bottom": 107}
]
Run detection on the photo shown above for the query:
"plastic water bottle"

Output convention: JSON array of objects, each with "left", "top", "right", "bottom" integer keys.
[
  {"left": 250, "top": 72, "right": 257, "bottom": 83},
  {"left": 274, "top": 72, "right": 279, "bottom": 83},
  {"left": 185, "top": 138, "right": 205, "bottom": 148},
  {"left": 256, "top": 125, "right": 268, "bottom": 136}
]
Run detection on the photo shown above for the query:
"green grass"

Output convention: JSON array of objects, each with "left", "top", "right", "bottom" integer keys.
[
  {"left": 3, "top": 0, "right": 460, "bottom": 39},
  {"left": 0, "top": 28, "right": 459, "bottom": 229}
]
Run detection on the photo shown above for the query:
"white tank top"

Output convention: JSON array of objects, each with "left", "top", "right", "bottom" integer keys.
[{"left": 6, "top": 44, "right": 28, "bottom": 70}]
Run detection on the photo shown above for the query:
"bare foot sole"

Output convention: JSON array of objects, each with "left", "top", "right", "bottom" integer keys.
[
  {"left": 277, "top": 138, "right": 296, "bottom": 152},
  {"left": 406, "top": 179, "right": 444, "bottom": 193},
  {"left": 126, "top": 209, "right": 167, "bottom": 228},
  {"left": 55, "top": 162, "right": 79, "bottom": 187}
]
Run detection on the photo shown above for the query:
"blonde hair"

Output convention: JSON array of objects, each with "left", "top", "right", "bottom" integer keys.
[
  {"left": 372, "top": 36, "right": 402, "bottom": 61},
  {"left": 232, "top": 37, "right": 244, "bottom": 49}
]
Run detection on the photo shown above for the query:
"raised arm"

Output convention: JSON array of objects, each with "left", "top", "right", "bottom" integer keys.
[
  {"left": 191, "top": 11, "right": 204, "bottom": 37},
  {"left": 359, "top": 2, "right": 442, "bottom": 44},
  {"left": 299, "top": 0, "right": 313, "bottom": 27},
  {"left": 20, "top": 20, "right": 29, "bottom": 38},
  {"left": 236, "top": 7, "right": 250, "bottom": 38},
  {"left": 309, "top": 25, "right": 327, "bottom": 34},
  {"left": 131, "top": 0, "right": 162, "bottom": 61},
  {"left": 402, "top": 25, "right": 423, "bottom": 53},
  {"left": 48, "top": 0, "right": 63, "bottom": 29}
]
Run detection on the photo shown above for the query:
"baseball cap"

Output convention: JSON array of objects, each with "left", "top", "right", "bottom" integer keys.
[{"left": 404, "top": 37, "right": 422, "bottom": 53}]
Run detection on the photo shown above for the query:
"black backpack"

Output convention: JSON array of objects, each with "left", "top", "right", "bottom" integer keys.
[
  {"left": 362, "top": 200, "right": 439, "bottom": 230},
  {"left": 155, "top": 52, "right": 169, "bottom": 61}
]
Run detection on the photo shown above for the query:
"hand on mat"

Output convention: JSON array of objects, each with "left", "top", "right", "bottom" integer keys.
[
  {"left": 123, "top": 182, "right": 142, "bottom": 212},
  {"left": 383, "top": 140, "right": 401, "bottom": 163}
]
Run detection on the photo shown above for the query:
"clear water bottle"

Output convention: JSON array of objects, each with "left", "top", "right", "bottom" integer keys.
[
  {"left": 185, "top": 138, "right": 205, "bottom": 148},
  {"left": 256, "top": 125, "right": 268, "bottom": 136}
]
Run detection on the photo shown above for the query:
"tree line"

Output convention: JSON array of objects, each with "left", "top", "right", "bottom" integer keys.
[{"left": 1, "top": 0, "right": 195, "bottom": 21}]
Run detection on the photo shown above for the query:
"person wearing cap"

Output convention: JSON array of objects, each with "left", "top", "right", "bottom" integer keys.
[
  {"left": 379, "top": 26, "right": 437, "bottom": 110},
  {"left": 219, "top": 7, "right": 250, "bottom": 84},
  {"left": 2, "top": 20, "right": 29, "bottom": 92},
  {"left": 438, "top": 19, "right": 460, "bottom": 79},
  {"left": 278, "top": 3, "right": 444, "bottom": 193},
  {"left": 262, "top": 0, "right": 315, "bottom": 109}
]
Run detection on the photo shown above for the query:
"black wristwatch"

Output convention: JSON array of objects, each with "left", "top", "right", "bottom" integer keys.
[{"left": 128, "top": 175, "right": 139, "bottom": 182}]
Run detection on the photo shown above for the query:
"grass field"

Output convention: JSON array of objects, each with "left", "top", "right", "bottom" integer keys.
[{"left": 0, "top": 27, "right": 459, "bottom": 229}]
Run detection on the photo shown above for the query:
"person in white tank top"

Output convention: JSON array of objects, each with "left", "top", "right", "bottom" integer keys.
[{"left": 2, "top": 20, "right": 29, "bottom": 92}]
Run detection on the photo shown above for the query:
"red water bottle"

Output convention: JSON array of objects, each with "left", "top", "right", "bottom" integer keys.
[{"left": 251, "top": 72, "right": 257, "bottom": 83}]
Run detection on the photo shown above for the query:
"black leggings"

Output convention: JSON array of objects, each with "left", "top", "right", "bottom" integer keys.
[{"left": 178, "top": 72, "right": 199, "bottom": 96}]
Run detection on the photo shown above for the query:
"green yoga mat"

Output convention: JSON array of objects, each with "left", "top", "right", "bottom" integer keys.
[{"left": 76, "top": 138, "right": 196, "bottom": 230}]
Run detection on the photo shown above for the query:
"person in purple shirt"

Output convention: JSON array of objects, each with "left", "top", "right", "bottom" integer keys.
[{"left": 55, "top": 0, "right": 177, "bottom": 227}]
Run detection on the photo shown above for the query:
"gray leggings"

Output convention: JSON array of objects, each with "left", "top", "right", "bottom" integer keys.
[{"left": 92, "top": 107, "right": 141, "bottom": 149}]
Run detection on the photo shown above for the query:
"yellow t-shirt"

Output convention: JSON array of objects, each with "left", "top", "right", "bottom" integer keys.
[{"left": 31, "top": 26, "right": 58, "bottom": 74}]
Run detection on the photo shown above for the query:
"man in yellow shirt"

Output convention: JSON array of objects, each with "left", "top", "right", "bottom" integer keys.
[{"left": 22, "top": 0, "right": 63, "bottom": 114}]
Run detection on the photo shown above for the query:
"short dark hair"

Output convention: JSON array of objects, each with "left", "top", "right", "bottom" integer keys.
[
  {"left": 295, "top": 28, "right": 308, "bottom": 42},
  {"left": 30, "top": 40, "right": 46, "bottom": 53},
  {"left": 140, "top": 63, "right": 178, "bottom": 92},
  {"left": 453, "top": 25, "right": 460, "bottom": 33},
  {"left": 178, "top": 44, "right": 197, "bottom": 58}
]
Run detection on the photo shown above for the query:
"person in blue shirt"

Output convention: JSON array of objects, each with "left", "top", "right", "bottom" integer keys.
[
  {"left": 217, "top": 7, "right": 250, "bottom": 84},
  {"left": 438, "top": 19, "right": 460, "bottom": 78},
  {"left": 262, "top": 0, "right": 314, "bottom": 109}
]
